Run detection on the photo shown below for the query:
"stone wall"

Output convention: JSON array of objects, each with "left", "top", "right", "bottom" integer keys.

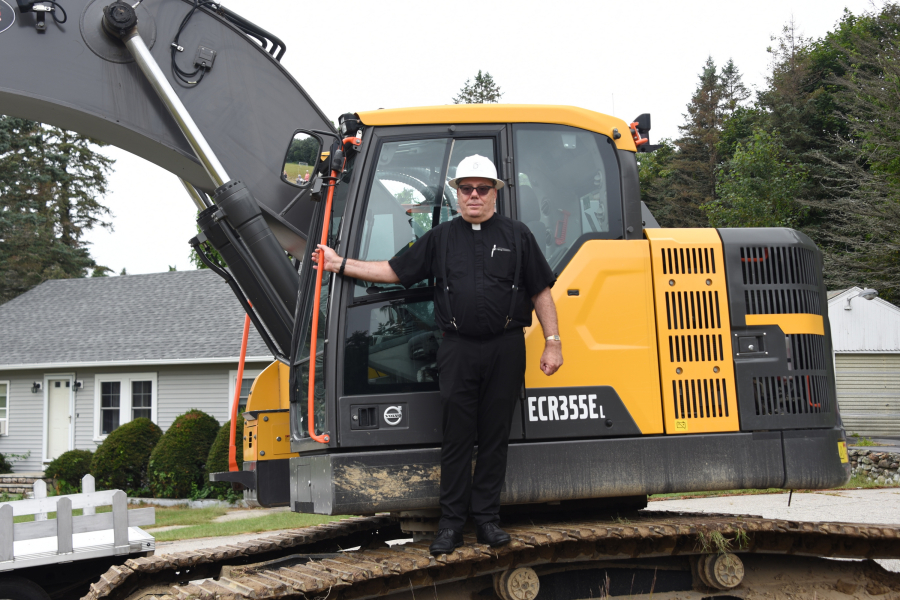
[
  {"left": 848, "top": 448, "right": 900, "bottom": 485},
  {"left": 0, "top": 473, "right": 51, "bottom": 496}
]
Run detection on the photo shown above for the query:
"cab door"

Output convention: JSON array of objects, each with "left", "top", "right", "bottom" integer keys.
[
  {"left": 509, "top": 124, "right": 665, "bottom": 439},
  {"left": 332, "top": 124, "right": 516, "bottom": 448}
]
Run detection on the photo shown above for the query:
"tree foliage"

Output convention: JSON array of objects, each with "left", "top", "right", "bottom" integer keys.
[
  {"left": 0, "top": 117, "right": 113, "bottom": 303},
  {"left": 285, "top": 135, "right": 320, "bottom": 165},
  {"left": 638, "top": 4, "right": 900, "bottom": 303},
  {"left": 705, "top": 130, "right": 807, "bottom": 228},
  {"left": 452, "top": 70, "right": 503, "bottom": 104}
]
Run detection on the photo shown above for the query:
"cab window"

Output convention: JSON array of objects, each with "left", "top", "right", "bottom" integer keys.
[
  {"left": 354, "top": 136, "right": 496, "bottom": 296},
  {"left": 513, "top": 124, "right": 622, "bottom": 269}
]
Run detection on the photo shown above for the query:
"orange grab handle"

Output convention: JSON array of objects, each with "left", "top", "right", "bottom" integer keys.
[
  {"left": 307, "top": 166, "right": 343, "bottom": 444},
  {"left": 229, "top": 310, "right": 251, "bottom": 471}
]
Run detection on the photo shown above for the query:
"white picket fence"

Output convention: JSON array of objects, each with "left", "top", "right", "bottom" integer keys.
[{"left": 0, "top": 475, "right": 155, "bottom": 571}]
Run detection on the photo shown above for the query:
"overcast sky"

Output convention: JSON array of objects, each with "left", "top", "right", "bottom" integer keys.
[{"left": 84, "top": 0, "right": 876, "bottom": 275}]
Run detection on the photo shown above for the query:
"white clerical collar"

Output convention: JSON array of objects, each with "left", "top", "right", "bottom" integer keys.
[{"left": 471, "top": 223, "right": 481, "bottom": 230}]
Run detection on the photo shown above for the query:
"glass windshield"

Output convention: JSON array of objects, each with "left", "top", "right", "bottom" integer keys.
[
  {"left": 514, "top": 124, "right": 622, "bottom": 269},
  {"left": 355, "top": 137, "right": 496, "bottom": 296}
]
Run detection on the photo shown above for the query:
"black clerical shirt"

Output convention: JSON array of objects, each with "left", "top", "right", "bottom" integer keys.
[{"left": 388, "top": 214, "right": 556, "bottom": 338}]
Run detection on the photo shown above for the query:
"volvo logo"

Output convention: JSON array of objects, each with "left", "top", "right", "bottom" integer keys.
[{"left": 383, "top": 406, "right": 403, "bottom": 426}]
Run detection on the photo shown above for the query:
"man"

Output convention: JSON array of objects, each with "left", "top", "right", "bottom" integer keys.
[{"left": 311, "top": 155, "right": 563, "bottom": 555}]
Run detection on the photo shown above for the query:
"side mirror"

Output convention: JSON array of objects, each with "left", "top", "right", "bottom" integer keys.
[{"left": 281, "top": 131, "right": 323, "bottom": 188}]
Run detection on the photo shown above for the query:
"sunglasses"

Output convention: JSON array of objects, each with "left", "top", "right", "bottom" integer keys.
[{"left": 457, "top": 185, "right": 495, "bottom": 196}]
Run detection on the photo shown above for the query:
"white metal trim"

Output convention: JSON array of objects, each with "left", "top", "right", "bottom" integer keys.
[
  {"left": 42, "top": 373, "right": 74, "bottom": 464},
  {"left": 0, "top": 379, "right": 8, "bottom": 437},
  {"left": 93, "top": 373, "right": 159, "bottom": 442},
  {"left": 0, "top": 356, "right": 273, "bottom": 372}
]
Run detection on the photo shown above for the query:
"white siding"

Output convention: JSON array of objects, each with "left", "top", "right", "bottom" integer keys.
[
  {"left": 828, "top": 288, "right": 900, "bottom": 353},
  {"left": 0, "top": 371, "right": 47, "bottom": 472},
  {"left": 156, "top": 362, "right": 268, "bottom": 429},
  {"left": 0, "top": 361, "right": 271, "bottom": 472},
  {"left": 836, "top": 353, "right": 900, "bottom": 438}
]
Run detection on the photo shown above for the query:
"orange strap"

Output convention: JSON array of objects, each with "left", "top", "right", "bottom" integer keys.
[{"left": 229, "top": 312, "right": 251, "bottom": 471}]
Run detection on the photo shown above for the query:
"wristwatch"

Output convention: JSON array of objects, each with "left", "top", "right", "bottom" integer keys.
[{"left": 545, "top": 335, "right": 561, "bottom": 342}]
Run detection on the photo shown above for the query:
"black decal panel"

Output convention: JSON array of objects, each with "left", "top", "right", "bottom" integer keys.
[{"left": 523, "top": 386, "right": 641, "bottom": 439}]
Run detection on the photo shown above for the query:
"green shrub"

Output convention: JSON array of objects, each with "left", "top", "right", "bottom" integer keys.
[
  {"left": 91, "top": 418, "right": 162, "bottom": 493},
  {"left": 0, "top": 453, "right": 13, "bottom": 474},
  {"left": 205, "top": 416, "right": 245, "bottom": 495},
  {"left": 148, "top": 409, "right": 220, "bottom": 498},
  {"left": 45, "top": 449, "right": 93, "bottom": 494}
]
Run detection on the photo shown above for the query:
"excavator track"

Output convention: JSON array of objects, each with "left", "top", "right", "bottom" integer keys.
[{"left": 84, "top": 511, "right": 900, "bottom": 600}]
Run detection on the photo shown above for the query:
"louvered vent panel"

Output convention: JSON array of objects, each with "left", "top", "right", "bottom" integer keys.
[
  {"left": 646, "top": 229, "right": 740, "bottom": 435},
  {"left": 739, "top": 246, "right": 822, "bottom": 315},
  {"left": 752, "top": 334, "right": 830, "bottom": 417}
]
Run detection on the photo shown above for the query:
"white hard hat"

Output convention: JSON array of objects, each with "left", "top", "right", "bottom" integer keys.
[{"left": 448, "top": 154, "right": 505, "bottom": 189}]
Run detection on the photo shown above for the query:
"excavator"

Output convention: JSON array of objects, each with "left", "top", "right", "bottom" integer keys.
[{"left": 2, "top": 1, "right": 899, "bottom": 598}]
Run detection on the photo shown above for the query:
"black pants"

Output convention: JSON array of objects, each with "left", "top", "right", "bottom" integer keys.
[{"left": 436, "top": 330, "right": 526, "bottom": 531}]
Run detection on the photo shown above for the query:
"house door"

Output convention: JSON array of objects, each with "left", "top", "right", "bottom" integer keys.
[{"left": 47, "top": 379, "right": 71, "bottom": 461}]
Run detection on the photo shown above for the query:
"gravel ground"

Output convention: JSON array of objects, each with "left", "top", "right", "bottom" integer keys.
[{"left": 650, "top": 487, "right": 900, "bottom": 572}]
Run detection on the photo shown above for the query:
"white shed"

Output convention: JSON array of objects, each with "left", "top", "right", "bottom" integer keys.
[{"left": 828, "top": 287, "right": 900, "bottom": 437}]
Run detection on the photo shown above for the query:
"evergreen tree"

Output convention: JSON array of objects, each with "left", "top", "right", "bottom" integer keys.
[
  {"left": 0, "top": 117, "right": 113, "bottom": 303},
  {"left": 667, "top": 57, "right": 722, "bottom": 227},
  {"left": 807, "top": 4, "right": 900, "bottom": 303},
  {"left": 452, "top": 70, "right": 503, "bottom": 104}
]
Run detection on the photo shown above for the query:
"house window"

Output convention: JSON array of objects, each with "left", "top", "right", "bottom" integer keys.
[
  {"left": 229, "top": 369, "right": 262, "bottom": 418},
  {"left": 132, "top": 381, "right": 152, "bottom": 420},
  {"left": 0, "top": 381, "right": 8, "bottom": 436},
  {"left": 94, "top": 373, "right": 157, "bottom": 440},
  {"left": 100, "top": 381, "right": 121, "bottom": 435}
]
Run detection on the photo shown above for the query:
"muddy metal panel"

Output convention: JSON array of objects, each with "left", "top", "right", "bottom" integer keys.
[
  {"left": 293, "top": 431, "right": 792, "bottom": 515},
  {"left": 0, "top": 0, "right": 332, "bottom": 251}
]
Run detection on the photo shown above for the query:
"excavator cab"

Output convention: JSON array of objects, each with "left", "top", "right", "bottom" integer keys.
[{"left": 267, "top": 107, "right": 848, "bottom": 518}]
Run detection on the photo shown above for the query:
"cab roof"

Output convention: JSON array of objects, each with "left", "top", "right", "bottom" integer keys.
[{"left": 355, "top": 105, "right": 638, "bottom": 152}]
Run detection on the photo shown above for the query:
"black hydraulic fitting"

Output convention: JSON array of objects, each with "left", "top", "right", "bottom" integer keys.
[{"left": 101, "top": 1, "right": 138, "bottom": 39}]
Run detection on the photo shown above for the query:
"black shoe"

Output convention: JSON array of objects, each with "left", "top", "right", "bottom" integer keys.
[
  {"left": 477, "top": 522, "right": 511, "bottom": 547},
  {"left": 429, "top": 528, "right": 464, "bottom": 555}
]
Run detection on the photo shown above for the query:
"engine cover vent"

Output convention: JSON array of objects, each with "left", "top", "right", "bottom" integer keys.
[{"left": 646, "top": 229, "right": 740, "bottom": 435}]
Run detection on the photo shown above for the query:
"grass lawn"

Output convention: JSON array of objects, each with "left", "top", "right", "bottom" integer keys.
[
  {"left": 148, "top": 509, "right": 348, "bottom": 542},
  {"left": 284, "top": 162, "right": 313, "bottom": 183}
]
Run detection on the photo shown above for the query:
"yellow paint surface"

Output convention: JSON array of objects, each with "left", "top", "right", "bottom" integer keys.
[
  {"left": 244, "top": 361, "right": 294, "bottom": 462},
  {"left": 838, "top": 441, "right": 849, "bottom": 463},
  {"left": 645, "top": 229, "right": 741, "bottom": 434},
  {"left": 745, "top": 313, "right": 825, "bottom": 336},
  {"left": 524, "top": 240, "right": 663, "bottom": 434},
  {"left": 357, "top": 105, "right": 638, "bottom": 152}
]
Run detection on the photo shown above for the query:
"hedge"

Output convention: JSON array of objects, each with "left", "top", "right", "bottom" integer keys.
[
  {"left": 91, "top": 418, "right": 162, "bottom": 493},
  {"left": 205, "top": 416, "right": 245, "bottom": 494},
  {"left": 147, "top": 409, "right": 220, "bottom": 498},
  {"left": 45, "top": 449, "right": 93, "bottom": 494}
]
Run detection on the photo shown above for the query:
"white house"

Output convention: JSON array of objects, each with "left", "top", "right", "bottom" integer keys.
[
  {"left": 0, "top": 270, "right": 274, "bottom": 472},
  {"left": 828, "top": 287, "right": 900, "bottom": 438}
]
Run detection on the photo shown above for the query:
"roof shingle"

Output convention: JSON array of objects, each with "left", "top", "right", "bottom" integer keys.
[{"left": 0, "top": 270, "right": 272, "bottom": 367}]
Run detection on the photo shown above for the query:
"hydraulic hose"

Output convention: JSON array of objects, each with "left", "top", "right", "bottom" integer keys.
[{"left": 230, "top": 311, "right": 252, "bottom": 471}]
